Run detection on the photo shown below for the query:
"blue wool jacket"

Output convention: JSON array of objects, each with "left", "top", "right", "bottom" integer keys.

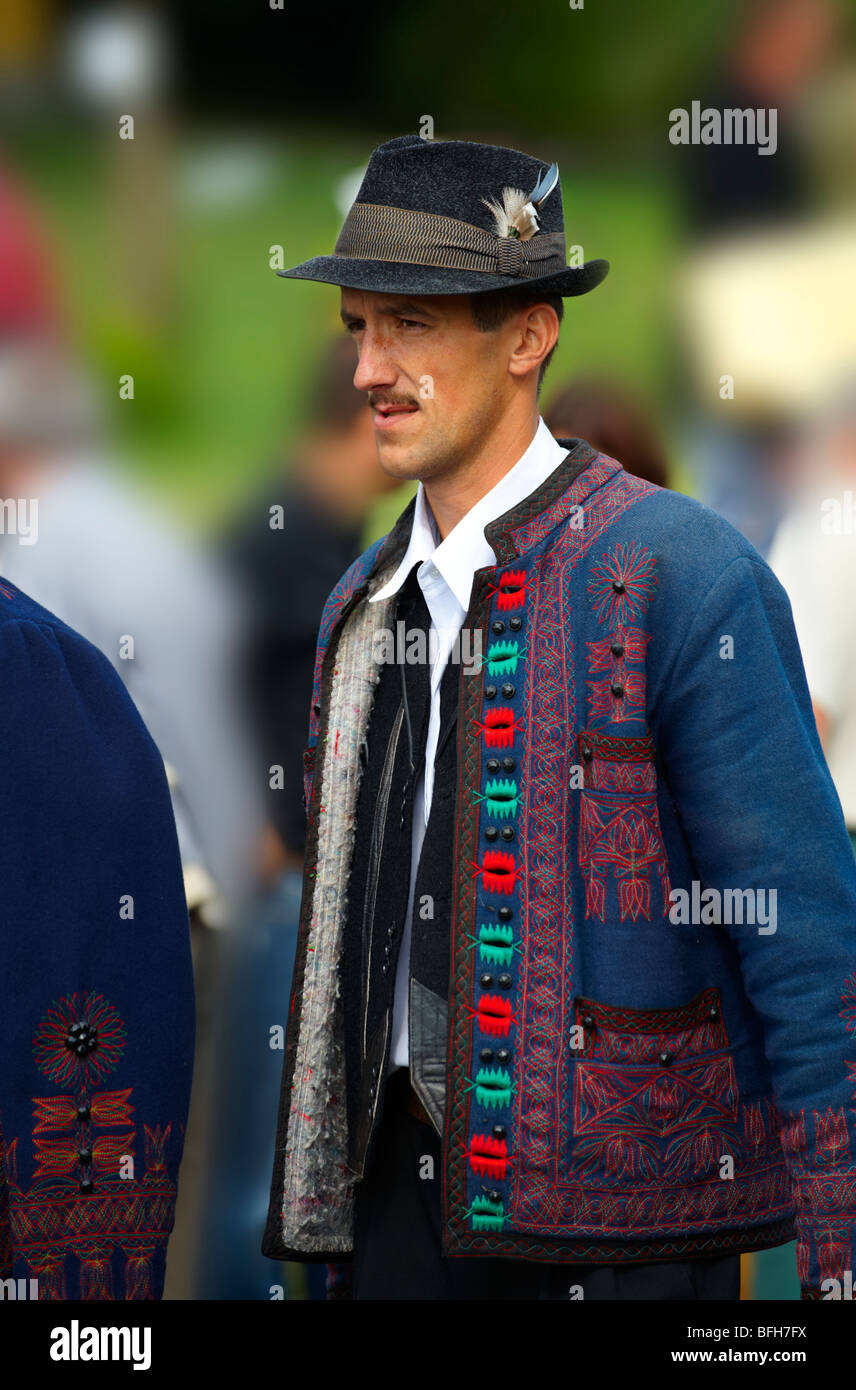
[
  {"left": 264, "top": 440, "right": 856, "bottom": 1300},
  {"left": 0, "top": 579, "right": 194, "bottom": 1300}
]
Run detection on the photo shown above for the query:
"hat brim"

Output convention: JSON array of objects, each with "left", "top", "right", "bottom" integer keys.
[{"left": 275, "top": 256, "right": 609, "bottom": 298}]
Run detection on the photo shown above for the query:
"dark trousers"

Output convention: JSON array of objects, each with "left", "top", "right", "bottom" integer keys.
[{"left": 352, "top": 1070, "right": 740, "bottom": 1301}]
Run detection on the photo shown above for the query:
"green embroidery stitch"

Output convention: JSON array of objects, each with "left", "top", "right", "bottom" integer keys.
[
  {"left": 474, "top": 1066, "right": 513, "bottom": 1109},
  {"left": 478, "top": 922, "right": 515, "bottom": 966},
  {"left": 470, "top": 1193, "right": 505, "bottom": 1232},
  {"left": 486, "top": 639, "right": 520, "bottom": 677},
  {"left": 483, "top": 777, "right": 519, "bottom": 819}
]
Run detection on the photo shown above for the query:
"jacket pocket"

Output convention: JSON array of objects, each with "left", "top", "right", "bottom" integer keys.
[
  {"left": 576, "top": 727, "right": 671, "bottom": 921},
  {"left": 568, "top": 987, "right": 740, "bottom": 1183}
]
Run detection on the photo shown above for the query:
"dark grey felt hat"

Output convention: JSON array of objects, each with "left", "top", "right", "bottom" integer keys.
[{"left": 277, "top": 134, "right": 609, "bottom": 297}]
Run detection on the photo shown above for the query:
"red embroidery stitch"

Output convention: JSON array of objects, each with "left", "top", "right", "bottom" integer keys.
[
  {"left": 489, "top": 569, "right": 528, "bottom": 611},
  {"left": 475, "top": 995, "right": 513, "bottom": 1037},
  {"left": 588, "top": 542, "right": 657, "bottom": 627},
  {"left": 3, "top": 995, "right": 179, "bottom": 1299},
  {"left": 475, "top": 707, "right": 523, "bottom": 749},
  {"left": 579, "top": 794, "right": 672, "bottom": 922},
  {"left": 474, "top": 850, "right": 517, "bottom": 895},
  {"left": 468, "top": 1134, "right": 510, "bottom": 1181}
]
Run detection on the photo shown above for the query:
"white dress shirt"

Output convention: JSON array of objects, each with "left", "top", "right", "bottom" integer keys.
[{"left": 368, "top": 418, "right": 570, "bottom": 1069}]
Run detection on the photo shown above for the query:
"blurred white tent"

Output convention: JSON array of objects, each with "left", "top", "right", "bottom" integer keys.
[{"left": 678, "top": 213, "right": 856, "bottom": 420}]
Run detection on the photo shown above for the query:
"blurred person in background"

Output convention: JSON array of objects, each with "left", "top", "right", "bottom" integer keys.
[
  {"left": 682, "top": 0, "right": 840, "bottom": 239},
  {"left": 0, "top": 158, "right": 263, "bottom": 1299},
  {"left": 0, "top": 167, "right": 194, "bottom": 1301},
  {"left": 0, "top": 163, "right": 260, "bottom": 917},
  {"left": 543, "top": 375, "right": 670, "bottom": 488},
  {"left": 194, "top": 335, "right": 402, "bottom": 1299},
  {"left": 675, "top": 0, "right": 845, "bottom": 557},
  {"left": 768, "top": 386, "right": 856, "bottom": 857}
]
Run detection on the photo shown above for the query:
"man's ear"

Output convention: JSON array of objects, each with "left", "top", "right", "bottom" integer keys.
[{"left": 507, "top": 303, "right": 560, "bottom": 383}]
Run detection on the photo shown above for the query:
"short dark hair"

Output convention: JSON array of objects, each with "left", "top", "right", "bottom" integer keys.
[{"left": 469, "top": 288, "right": 564, "bottom": 395}]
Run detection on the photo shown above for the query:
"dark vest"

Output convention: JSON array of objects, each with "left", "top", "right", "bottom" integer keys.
[{"left": 341, "top": 567, "right": 461, "bottom": 1177}]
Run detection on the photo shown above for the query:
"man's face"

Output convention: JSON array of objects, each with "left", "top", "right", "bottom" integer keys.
[{"left": 340, "top": 288, "right": 514, "bottom": 483}]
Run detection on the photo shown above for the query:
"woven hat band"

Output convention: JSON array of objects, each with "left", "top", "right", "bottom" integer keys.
[{"left": 333, "top": 202, "right": 567, "bottom": 279}]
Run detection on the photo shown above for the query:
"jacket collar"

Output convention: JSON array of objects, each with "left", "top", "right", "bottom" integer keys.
[
  {"left": 369, "top": 418, "right": 571, "bottom": 612},
  {"left": 365, "top": 436, "right": 617, "bottom": 597}
]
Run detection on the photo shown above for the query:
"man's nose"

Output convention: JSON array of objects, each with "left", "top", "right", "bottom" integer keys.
[{"left": 352, "top": 329, "right": 396, "bottom": 393}]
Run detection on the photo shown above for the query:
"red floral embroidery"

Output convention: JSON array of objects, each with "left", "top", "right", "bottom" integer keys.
[
  {"left": 579, "top": 795, "right": 671, "bottom": 922},
  {"left": 814, "top": 1107, "right": 851, "bottom": 1167},
  {"left": 588, "top": 542, "right": 657, "bottom": 627},
  {"left": 33, "top": 994, "right": 126, "bottom": 1090}
]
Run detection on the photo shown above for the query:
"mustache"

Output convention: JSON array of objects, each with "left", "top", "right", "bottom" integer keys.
[{"left": 368, "top": 394, "right": 419, "bottom": 409}]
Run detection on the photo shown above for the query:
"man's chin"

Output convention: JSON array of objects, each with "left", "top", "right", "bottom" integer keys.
[
  {"left": 375, "top": 432, "right": 425, "bottom": 480},
  {"left": 374, "top": 419, "right": 456, "bottom": 483},
  {"left": 376, "top": 446, "right": 423, "bottom": 482}
]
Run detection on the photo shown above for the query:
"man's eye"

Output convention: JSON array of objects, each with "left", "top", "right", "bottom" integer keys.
[{"left": 399, "top": 318, "right": 425, "bottom": 329}]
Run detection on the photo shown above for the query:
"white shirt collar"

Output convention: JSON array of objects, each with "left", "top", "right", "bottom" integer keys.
[{"left": 370, "top": 417, "right": 569, "bottom": 612}]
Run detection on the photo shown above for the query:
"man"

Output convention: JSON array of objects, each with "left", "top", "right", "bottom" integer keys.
[{"left": 263, "top": 133, "right": 856, "bottom": 1300}]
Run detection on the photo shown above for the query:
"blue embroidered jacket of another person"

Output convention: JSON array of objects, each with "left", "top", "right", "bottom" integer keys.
[
  {"left": 264, "top": 440, "right": 856, "bottom": 1301},
  {"left": 0, "top": 579, "right": 195, "bottom": 1300}
]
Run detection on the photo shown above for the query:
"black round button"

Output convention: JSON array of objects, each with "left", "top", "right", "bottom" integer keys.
[
  {"left": 610, "top": 683, "right": 624, "bottom": 698},
  {"left": 79, "top": 1177, "right": 94, "bottom": 1194},
  {"left": 509, "top": 617, "right": 522, "bottom": 631},
  {"left": 381, "top": 963, "right": 390, "bottom": 976},
  {"left": 498, "top": 907, "right": 512, "bottom": 922},
  {"left": 372, "top": 1063, "right": 380, "bottom": 1078},
  {"left": 480, "top": 1048, "right": 494, "bottom": 1063},
  {"left": 480, "top": 974, "right": 494, "bottom": 988},
  {"left": 485, "top": 826, "right": 498, "bottom": 842},
  {"left": 386, "top": 924, "right": 395, "bottom": 939},
  {"left": 501, "top": 683, "right": 515, "bottom": 698},
  {"left": 659, "top": 1051, "right": 673, "bottom": 1067},
  {"left": 78, "top": 1147, "right": 92, "bottom": 1165},
  {"left": 492, "top": 1125, "right": 507, "bottom": 1140},
  {"left": 65, "top": 1022, "right": 98, "bottom": 1058},
  {"left": 498, "top": 973, "right": 512, "bottom": 989},
  {"left": 484, "top": 685, "right": 497, "bottom": 700},
  {"left": 612, "top": 580, "right": 626, "bottom": 594},
  {"left": 76, "top": 1106, "right": 90, "bottom": 1124},
  {"left": 582, "top": 1013, "right": 596, "bottom": 1030},
  {"left": 486, "top": 758, "right": 500, "bottom": 773},
  {"left": 488, "top": 1189, "right": 501, "bottom": 1203},
  {"left": 502, "top": 757, "right": 516, "bottom": 771},
  {"left": 492, "top": 620, "right": 506, "bottom": 635},
  {"left": 708, "top": 1004, "right": 719, "bottom": 1021},
  {"left": 581, "top": 745, "right": 593, "bottom": 762},
  {"left": 610, "top": 642, "right": 624, "bottom": 657},
  {"left": 383, "top": 943, "right": 392, "bottom": 957},
  {"left": 496, "top": 1049, "right": 510, "bottom": 1065},
  {"left": 500, "top": 826, "right": 514, "bottom": 841}
]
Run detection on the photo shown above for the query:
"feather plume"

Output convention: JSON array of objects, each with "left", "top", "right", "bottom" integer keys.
[
  {"left": 528, "top": 162, "right": 559, "bottom": 209},
  {"left": 481, "top": 186, "right": 540, "bottom": 241}
]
